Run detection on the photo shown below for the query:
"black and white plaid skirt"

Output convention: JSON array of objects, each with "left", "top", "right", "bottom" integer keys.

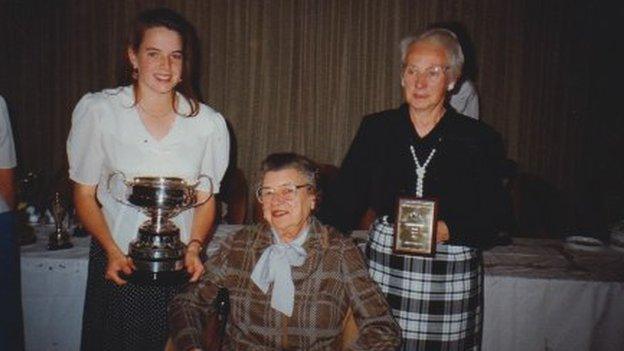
[
  {"left": 81, "top": 241, "right": 183, "bottom": 351},
  {"left": 367, "top": 218, "right": 483, "bottom": 351}
]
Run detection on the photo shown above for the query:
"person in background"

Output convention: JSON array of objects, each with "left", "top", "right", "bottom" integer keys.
[
  {"left": 169, "top": 153, "right": 400, "bottom": 351},
  {"left": 434, "top": 22, "right": 480, "bottom": 119},
  {"left": 0, "top": 95, "right": 24, "bottom": 350},
  {"left": 449, "top": 79, "right": 479, "bottom": 119},
  {"left": 319, "top": 28, "right": 505, "bottom": 350},
  {"left": 67, "top": 8, "right": 229, "bottom": 350}
]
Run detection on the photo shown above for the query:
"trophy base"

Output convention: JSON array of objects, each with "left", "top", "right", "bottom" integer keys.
[
  {"left": 128, "top": 238, "right": 187, "bottom": 286},
  {"left": 125, "top": 270, "right": 189, "bottom": 287},
  {"left": 47, "top": 241, "right": 74, "bottom": 250}
]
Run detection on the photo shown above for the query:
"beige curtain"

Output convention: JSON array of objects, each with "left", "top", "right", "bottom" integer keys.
[{"left": 0, "top": 0, "right": 618, "bottom": 223}]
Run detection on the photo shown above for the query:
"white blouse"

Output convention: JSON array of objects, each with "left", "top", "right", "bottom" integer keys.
[{"left": 67, "top": 86, "right": 230, "bottom": 253}]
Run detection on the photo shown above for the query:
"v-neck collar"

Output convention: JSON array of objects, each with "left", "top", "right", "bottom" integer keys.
[
  {"left": 125, "top": 86, "right": 186, "bottom": 144},
  {"left": 399, "top": 103, "right": 450, "bottom": 145},
  {"left": 135, "top": 108, "right": 179, "bottom": 144}
]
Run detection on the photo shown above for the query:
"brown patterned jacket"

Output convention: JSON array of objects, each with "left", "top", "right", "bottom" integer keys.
[{"left": 169, "top": 217, "right": 401, "bottom": 350}]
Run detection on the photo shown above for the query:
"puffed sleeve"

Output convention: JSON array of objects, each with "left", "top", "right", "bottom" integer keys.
[
  {"left": 67, "top": 93, "right": 105, "bottom": 186},
  {"left": 199, "top": 111, "right": 230, "bottom": 194},
  {"left": 341, "top": 238, "right": 401, "bottom": 350}
]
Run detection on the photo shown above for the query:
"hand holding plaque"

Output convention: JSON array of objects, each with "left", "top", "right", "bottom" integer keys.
[
  {"left": 108, "top": 171, "right": 213, "bottom": 285},
  {"left": 394, "top": 197, "right": 437, "bottom": 256}
]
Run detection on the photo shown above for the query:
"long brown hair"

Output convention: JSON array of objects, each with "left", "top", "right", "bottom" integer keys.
[{"left": 121, "top": 8, "right": 201, "bottom": 117}]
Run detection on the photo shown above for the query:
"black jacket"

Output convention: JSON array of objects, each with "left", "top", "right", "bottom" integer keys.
[{"left": 318, "top": 104, "right": 506, "bottom": 249}]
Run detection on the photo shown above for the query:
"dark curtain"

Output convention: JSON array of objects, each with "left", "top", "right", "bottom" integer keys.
[{"left": 0, "top": 0, "right": 619, "bottom": 227}]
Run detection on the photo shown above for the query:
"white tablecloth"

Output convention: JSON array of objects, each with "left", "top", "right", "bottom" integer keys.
[
  {"left": 20, "top": 226, "right": 90, "bottom": 351},
  {"left": 21, "top": 227, "right": 624, "bottom": 351},
  {"left": 482, "top": 238, "right": 624, "bottom": 351},
  {"left": 20, "top": 224, "right": 241, "bottom": 351}
]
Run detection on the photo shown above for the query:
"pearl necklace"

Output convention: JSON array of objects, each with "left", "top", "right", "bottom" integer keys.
[{"left": 409, "top": 145, "right": 436, "bottom": 197}]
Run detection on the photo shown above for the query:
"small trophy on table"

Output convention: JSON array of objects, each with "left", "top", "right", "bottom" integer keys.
[{"left": 48, "top": 192, "right": 73, "bottom": 250}]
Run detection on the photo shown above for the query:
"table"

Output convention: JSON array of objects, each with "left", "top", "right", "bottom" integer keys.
[
  {"left": 21, "top": 227, "right": 624, "bottom": 351},
  {"left": 20, "top": 224, "right": 241, "bottom": 351},
  {"left": 482, "top": 238, "right": 624, "bottom": 351},
  {"left": 20, "top": 225, "right": 90, "bottom": 351}
]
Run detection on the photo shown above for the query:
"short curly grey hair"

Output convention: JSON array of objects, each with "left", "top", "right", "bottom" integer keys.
[
  {"left": 258, "top": 152, "right": 318, "bottom": 191},
  {"left": 400, "top": 28, "right": 464, "bottom": 82}
]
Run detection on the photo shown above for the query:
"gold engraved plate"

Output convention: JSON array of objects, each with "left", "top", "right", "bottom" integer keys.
[{"left": 394, "top": 197, "right": 438, "bottom": 256}]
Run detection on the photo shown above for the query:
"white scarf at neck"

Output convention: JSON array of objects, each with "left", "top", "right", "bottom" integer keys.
[{"left": 250, "top": 226, "right": 309, "bottom": 316}]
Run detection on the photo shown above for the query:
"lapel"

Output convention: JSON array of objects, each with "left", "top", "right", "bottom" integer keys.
[
  {"left": 249, "top": 223, "right": 273, "bottom": 270},
  {"left": 292, "top": 217, "right": 327, "bottom": 284}
]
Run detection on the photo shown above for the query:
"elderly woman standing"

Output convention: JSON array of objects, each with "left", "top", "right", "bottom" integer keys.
[
  {"left": 319, "top": 29, "right": 505, "bottom": 350},
  {"left": 169, "top": 153, "right": 400, "bottom": 350}
]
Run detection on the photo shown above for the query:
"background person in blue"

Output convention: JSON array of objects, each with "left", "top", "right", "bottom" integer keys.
[
  {"left": 319, "top": 28, "right": 506, "bottom": 350},
  {"left": 0, "top": 95, "right": 24, "bottom": 350}
]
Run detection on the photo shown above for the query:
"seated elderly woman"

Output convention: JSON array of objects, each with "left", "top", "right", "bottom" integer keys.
[{"left": 168, "top": 153, "right": 401, "bottom": 350}]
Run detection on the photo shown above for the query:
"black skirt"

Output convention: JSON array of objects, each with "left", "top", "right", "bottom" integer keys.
[{"left": 81, "top": 241, "right": 183, "bottom": 351}]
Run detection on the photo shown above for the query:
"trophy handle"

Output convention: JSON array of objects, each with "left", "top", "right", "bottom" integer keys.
[
  {"left": 186, "top": 174, "right": 214, "bottom": 208},
  {"left": 107, "top": 171, "right": 132, "bottom": 206}
]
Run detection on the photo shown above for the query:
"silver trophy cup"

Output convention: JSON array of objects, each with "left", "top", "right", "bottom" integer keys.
[{"left": 108, "top": 172, "right": 213, "bottom": 285}]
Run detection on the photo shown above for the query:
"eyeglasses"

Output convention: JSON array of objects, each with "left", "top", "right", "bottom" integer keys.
[
  {"left": 402, "top": 65, "right": 449, "bottom": 81},
  {"left": 256, "top": 183, "right": 313, "bottom": 203}
]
